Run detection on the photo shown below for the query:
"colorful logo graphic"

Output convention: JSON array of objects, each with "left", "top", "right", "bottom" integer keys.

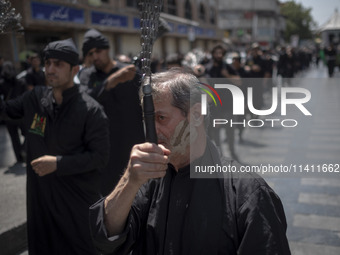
[
  {"left": 29, "top": 113, "right": 47, "bottom": 137},
  {"left": 198, "top": 82, "right": 222, "bottom": 115},
  {"left": 199, "top": 83, "right": 312, "bottom": 128},
  {"left": 200, "top": 83, "right": 312, "bottom": 117}
]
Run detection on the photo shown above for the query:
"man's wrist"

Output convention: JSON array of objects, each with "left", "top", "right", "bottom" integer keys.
[
  {"left": 121, "top": 170, "right": 142, "bottom": 193},
  {"left": 105, "top": 75, "right": 119, "bottom": 90}
]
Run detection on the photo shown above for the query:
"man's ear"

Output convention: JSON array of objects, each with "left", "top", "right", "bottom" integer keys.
[
  {"left": 72, "top": 65, "right": 80, "bottom": 77},
  {"left": 190, "top": 103, "right": 203, "bottom": 127}
]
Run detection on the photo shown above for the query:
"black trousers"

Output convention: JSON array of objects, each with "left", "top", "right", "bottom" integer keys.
[{"left": 5, "top": 119, "right": 26, "bottom": 162}]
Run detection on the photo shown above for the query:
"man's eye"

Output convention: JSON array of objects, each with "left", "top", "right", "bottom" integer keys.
[{"left": 158, "top": 115, "right": 165, "bottom": 121}]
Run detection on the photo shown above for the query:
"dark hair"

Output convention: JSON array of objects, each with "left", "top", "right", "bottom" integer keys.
[
  {"left": 1, "top": 61, "right": 16, "bottom": 80},
  {"left": 211, "top": 44, "right": 227, "bottom": 56}
]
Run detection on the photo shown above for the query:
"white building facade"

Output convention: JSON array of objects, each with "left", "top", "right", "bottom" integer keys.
[{"left": 218, "top": 0, "right": 285, "bottom": 48}]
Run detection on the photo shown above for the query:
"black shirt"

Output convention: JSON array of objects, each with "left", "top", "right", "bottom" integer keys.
[
  {"left": 1, "top": 85, "right": 110, "bottom": 254},
  {"left": 226, "top": 63, "right": 249, "bottom": 78},
  {"left": 204, "top": 60, "right": 228, "bottom": 78},
  {"left": 79, "top": 62, "right": 145, "bottom": 196},
  {"left": 162, "top": 164, "right": 195, "bottom": 254},
  {"left": 89, "top": 140, "right": 291, "bottom": 255}
]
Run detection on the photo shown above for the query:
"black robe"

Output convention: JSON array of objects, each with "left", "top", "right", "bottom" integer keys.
[
  {"left": 1, "top": 85, "right": 110, "bottom": 254},
  {"left": 89, "top": 140, "right": 291, "bottom": 255},
  {"left": 79, "top": 62, "right": 145, "bottom": 196}
]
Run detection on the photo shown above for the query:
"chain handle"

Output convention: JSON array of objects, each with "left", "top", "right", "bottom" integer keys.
[
  {"left": 139, "top": 0, "right": 163, "bottom": 143},
  {"left": 139, "top": 0, "right": 163, "bottom": 78}
]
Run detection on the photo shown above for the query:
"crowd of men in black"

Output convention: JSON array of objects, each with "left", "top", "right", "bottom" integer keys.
[
  {"left": 0, "top": 30, "right": 333, "bottom": 254},
  {"left": 143, "top": 43, "right": 318, "bottom": 161},
  {"left": 0, "top": 41, "right": 321, "bottom": 167},
  {"left": 0, "top": 39, "right": 329, "bottom": 177}
]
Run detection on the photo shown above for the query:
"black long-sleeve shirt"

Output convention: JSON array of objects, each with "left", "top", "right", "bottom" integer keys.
[
  {"left": 89, "top": 140, "right": 291, "bottom": 255},
  {"left": 79, "top": 62, "right": 145, "bottom": 196},
  {"left": 1, "top": 85, "right": 110, "bottom": 254}
]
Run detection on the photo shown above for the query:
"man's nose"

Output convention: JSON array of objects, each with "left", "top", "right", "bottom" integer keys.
[{"left": 45, "top": 64, "right": 54, "bottom": 73}]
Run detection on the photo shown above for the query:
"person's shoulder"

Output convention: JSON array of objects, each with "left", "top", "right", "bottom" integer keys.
[
  {"left": 78, "top": 65, "right": 96, "bottom": 78},
  {"left": 25, "top": 67, "right": 34, "bottom": 76},
  {"left": 204, "top": 60, "right": 214, "bottom": 70},
  {"left": 76, "top": 89, "right": 107, "bottom": 119},
  {"left": 78, "top": 85, "right": 105, "bottom": 108},
  {"left": 229, "top": 171, "right": 269, "bottom": 191},
  {"left": 22, "top": 85, "right": 51, "bottom": 104},
  {"left": 78, "top": 65, "right": 99, "bottom": 86},
  {"left": 221, "top": 158, "right": 268, "bottom": 188},
  {"left": 78, "top": 85, "right": 99, "bottom": 103},
  {"left": 220, "top": 161, "right": 274, "bottom": 205},
  {"left": 32, "top": 84, "right": 50, "bottom": 94}
]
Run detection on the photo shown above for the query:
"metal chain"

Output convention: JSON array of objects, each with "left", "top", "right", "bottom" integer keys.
[
  {"left": 139, "top": 0, "right": 163, "bottom": 143},
  {"left": 0, "top": 0, "right": 23, "bottom": 34},
  {"left": 139, "top": 0, "right": 163, "bottom": 79}
]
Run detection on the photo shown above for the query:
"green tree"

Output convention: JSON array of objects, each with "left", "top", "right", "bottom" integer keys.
[{"left": 280, "top": 1, "right": 316, "bottom": 41}]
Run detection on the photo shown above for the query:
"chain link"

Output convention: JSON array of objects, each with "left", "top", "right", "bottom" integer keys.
[{"left": 139, "top": 0, "right": 163, "bottom": 79}]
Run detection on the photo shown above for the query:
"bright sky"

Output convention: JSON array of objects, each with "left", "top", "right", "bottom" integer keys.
[{"left": 282, "top": 0, "right": 340, "bottom": 27}]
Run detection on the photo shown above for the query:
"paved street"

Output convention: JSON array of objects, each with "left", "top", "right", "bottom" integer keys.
[
  {"left": 221, "top": 63, "right": 340, "bottom": 254},
  {"left": 0, "top": 124, "right": 27, "bottom": 254},
  {"left": 0, "top": 64, "right": 339, "bottom": 254}
]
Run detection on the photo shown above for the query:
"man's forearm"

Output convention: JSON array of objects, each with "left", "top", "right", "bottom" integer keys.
[
  {"left": 103, "top": 142, "right": 170, "bottom": 237},
  {"left": 104, "top": 172, "right": 140, "bottom": 237},
  {"left": 104, "top": 76, "right": 118, "bottom": 91}
]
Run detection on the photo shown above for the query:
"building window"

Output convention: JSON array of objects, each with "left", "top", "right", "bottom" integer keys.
[
  {"left": 199, "top": 3, "right": 205, "bottom": 21},
  {"left": 185, "top": 0, "right": 192, "bottom": 20},
  {"left": 168, "top": 0, "right": 177, "bottom": 15},
  {"left": 127, "top": 0, "right": 138, "bottom": 8},
  {"left": 210, "top": 7, "right": 215, "bottom": 24}
]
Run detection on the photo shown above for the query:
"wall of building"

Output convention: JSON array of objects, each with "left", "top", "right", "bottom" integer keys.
[
  {"left": 219, "top": 0, "right": 279, "bottom": 12},
  {"left": 1, "top": 0, "right": 222, "bottom": 69},
  {"left": 218, "top": 0, "right": 283, "bottom": 48}
]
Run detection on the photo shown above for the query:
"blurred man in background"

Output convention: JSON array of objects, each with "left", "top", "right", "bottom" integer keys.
[{"left": 79, "top": 29, "right": 145, "bottom": 196}]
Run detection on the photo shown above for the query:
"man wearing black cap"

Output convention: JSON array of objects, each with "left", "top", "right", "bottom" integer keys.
[
  {"left": 0, "top": 38, "right": 110, "bottom": 254},
  {"left": 25, "top": 52, "right": 46, "bottom": 90},
  {"left": 79, "top": 29, "right": 145, "bottom": 196}
]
